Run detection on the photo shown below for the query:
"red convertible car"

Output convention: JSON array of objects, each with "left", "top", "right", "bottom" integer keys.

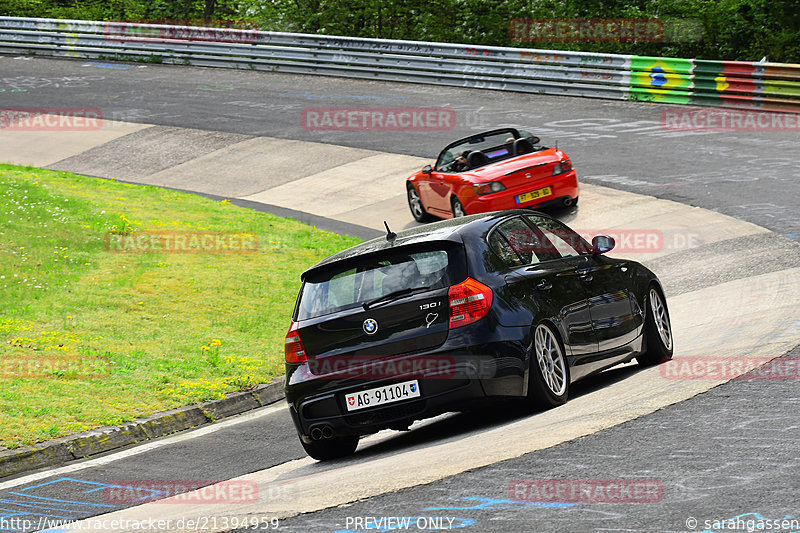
[{"left": 406, "top": 128, "right": 579, "bottom": 221}]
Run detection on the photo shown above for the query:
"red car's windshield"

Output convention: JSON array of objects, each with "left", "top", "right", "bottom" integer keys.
[{"left": 435, "top": 129, "right": 541, "bottom": 172}]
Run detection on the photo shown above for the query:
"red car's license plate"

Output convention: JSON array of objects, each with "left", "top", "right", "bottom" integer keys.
[{"left": 516, "top": 187, "right": 552, "bottom": 204}]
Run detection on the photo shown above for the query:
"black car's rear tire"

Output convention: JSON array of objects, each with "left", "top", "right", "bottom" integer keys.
[
  {"left": 407, "top": 183, "right": 435, "bottom": 222},
  {"left": 526, "top": 323, "right": 570, "bottom": 409},
  {"left": 637, "top": 285, "right": 674, "bottom": 366},
  {"left": 300, "top": 434, "right": 359, "bottom": 461},
  {"left": 451, "top": 196, "right": 467, "bottom": 218}
]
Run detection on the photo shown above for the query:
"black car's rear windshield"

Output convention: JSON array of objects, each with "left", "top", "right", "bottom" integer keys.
[{"left": 296, "top": 243, "right": 466, "bottom": 320}]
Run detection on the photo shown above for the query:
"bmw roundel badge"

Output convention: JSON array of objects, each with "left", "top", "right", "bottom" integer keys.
[{"left": 363, "top": 318, "right": 378, "bottom": 335}]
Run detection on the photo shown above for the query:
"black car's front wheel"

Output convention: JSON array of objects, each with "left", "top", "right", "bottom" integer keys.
[
  {"left": 637, "top": 285, "right": 673, "bottom": 366},
  {"left": 407, "top": 183, "right": 435, "bottom": 222},
  {"left": 526, "top": 323, "right": 569, "bottom": 409},
  {"left": 300, "top": 434, "right": 359, "bottom": 461}
]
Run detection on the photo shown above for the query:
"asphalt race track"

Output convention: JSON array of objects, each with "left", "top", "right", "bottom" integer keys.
[
  {"left": 1, "top": 56, "right": 798, "bottom": 241},
  {"left": 269, "top": 347, "right": 800, "bottom": 533},
  {"left": 0, "top": 55, "right": 799, "bottom": 533}
]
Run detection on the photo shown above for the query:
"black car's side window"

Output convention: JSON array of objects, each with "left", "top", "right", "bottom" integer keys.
[
  {"left": 524, "top": 215, "right": 591, "bottom": 257},
  {"left": 488, "top": 230, "right": 524, "bottom": 267},
  {"left": 489, "top": 217, "right": 562, "bottom": 267}
]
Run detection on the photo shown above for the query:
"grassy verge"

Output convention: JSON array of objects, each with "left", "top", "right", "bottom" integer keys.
[{"left": 0, "top": 164, "right": 360, "bottom": 450}]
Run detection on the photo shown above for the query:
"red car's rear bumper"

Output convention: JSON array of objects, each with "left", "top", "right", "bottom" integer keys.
[{"left": 463, "top": 171, "right": 579, "bottom": 214}]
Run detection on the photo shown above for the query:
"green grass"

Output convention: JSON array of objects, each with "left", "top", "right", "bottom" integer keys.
[{"left": 0, "top": 164, "right": 361, "bottom": 450}]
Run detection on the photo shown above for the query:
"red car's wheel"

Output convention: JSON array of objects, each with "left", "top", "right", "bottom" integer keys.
[
  {"left": 407, "top": 184, "right": 435, "bottom": 222},
  {"left": 451, "top": 196, "right": 467, "bottom": 218}
]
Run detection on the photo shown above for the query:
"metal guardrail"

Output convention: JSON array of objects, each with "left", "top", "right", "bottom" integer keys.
[{"left": 1, "top": 16, "right": 799, "bottom": 113}]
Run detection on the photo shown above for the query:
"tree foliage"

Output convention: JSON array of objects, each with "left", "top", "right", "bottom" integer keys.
[{"left": 1, "top": 0, "right": 798, "bottom": 62}]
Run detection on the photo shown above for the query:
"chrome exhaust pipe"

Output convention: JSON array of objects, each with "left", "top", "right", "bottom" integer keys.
[
  {"left": 563, "top": 197, "right": 573, "bottom": 207},
  {"left": 310, "top": 427, "right": 323, "bottom": 441},
  {"left": 322, "top": 425, "right": 333, "bottom": 439}
]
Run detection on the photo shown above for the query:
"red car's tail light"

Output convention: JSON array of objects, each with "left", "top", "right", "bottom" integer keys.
[
  {"left": 553, "top": 159, "right": 573, "bottom": 175},
  {"left": 448, "top": 277, "right": 493, "bottom": 329},
  {"left": 473, "top": 182, "right": 507, "bottom": 196},
  {"left": 285, "top": 321, "right": 307, "bottom": 364}
]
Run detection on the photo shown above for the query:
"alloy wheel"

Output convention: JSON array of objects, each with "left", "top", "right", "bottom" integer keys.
[
  {"left": 534, "top": 324, "right": 567, "bottom": 396},
  {"left": 649, "top": 288, "right": 673, "bottom": 351},
  {"left": 407, "top": 186, "right": 424, "bottom": 219}
]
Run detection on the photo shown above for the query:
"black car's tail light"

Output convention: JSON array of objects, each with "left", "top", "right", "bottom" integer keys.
[
  {"left": 285, "top": 321, "right": 307, "bottom": 364},
  {"left": 448, "top": 277, "right": 493, "bottom": 329},
  {"left": 553, "top": 159, "right": 573, "bottom": 175},
  {"left": 473, "top": 182, "right": 507, "bottom": 195}
]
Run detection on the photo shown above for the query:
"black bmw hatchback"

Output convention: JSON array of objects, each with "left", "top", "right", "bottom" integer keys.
[{"left": 284, "top": 210, "right": 673, "bottom": 460}]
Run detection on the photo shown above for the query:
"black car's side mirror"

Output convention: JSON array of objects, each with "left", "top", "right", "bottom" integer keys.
[
  {"left": 422, "top": 165, "right": 432, "bottom": 174},
  {"left": 591, "top": 235, "right": 615, "bottom": 254}
]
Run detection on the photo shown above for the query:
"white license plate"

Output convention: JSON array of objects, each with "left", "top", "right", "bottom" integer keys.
[{"left": 344, "top": 380, "right": 421, "bottom": 412}]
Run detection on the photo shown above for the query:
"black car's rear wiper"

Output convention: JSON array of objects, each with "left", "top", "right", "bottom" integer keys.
[{"left": 363, "top": 285, "right": 431, "bottom": 310}]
